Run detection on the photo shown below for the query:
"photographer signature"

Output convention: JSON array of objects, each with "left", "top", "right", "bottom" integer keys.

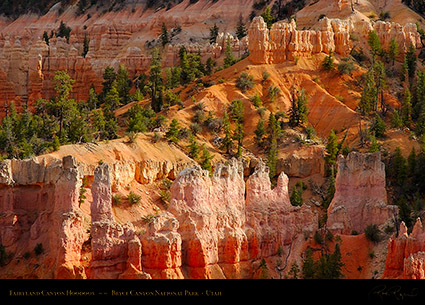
[{"left": 369, "top": 285, "right": 419, "bottom": 301}]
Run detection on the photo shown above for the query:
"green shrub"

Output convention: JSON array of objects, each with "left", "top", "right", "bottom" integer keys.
[
  {"left": 364, "top": 224, "right": 382, "bottom": 243},
  {"left": 34, "top": 243, "right": 44, "bottom": 256},
  {"left": 128, "top": 191, "right": 142, "bottom": 205},
  {"left": 112, "top": 194, "right": 122, "bottom": 206},
  {"left": 235, "top": 72, "right": 255, "bottom": 93}
]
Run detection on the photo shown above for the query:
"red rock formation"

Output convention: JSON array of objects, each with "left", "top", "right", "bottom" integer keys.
[
  {"left": 327, "top": 152, "right": 398, "bottom": 234},
  {"left": 88, "top": 163, "right": 151, "bottom": 279},
  {"left": 383, "top": 219, "right": 425, "bottom": 279}
]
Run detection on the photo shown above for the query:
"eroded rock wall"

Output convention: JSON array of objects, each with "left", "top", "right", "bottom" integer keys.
[
  {"left": 383, "top": 219, "right": 425, "bottom": 279},
  {"left": 327, "top": 152, "right": 398, "bottom": 234},
  {"left": 248, "top": 16, "right": 421, "bottom": 64},
  {"left": 0, "top": 155, "right": 86, "bottom": 279}
]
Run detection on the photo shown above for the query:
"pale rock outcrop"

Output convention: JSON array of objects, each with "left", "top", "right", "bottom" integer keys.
[
  {"left": 245, "top": 161, "right": 317, "bottom": 259},
  {"left": 383, "top": 219, "right": 425, "bottom": 279},
  {"left": 248, "top": 16, "right": 421, "bottom": 65},
  {"left": 0, "top": 155, "right": 86, "bottom": 279},
  {"left": 327, "top": 152, "right": 398, "bottom": 234},
  {"left": 168, "top": 159, "right": 248, "bottom": 279},
  {"left": 167, "top": 158, "right": 317, "bottom": 279},
  {"left": 141, "top": 212, "right": 183, "bottom": 279},
  {"left": 88, "top": 163, "right": 151, "bottom": 279},
  {"left": 248, "top": 16, "right": 352, "bottom": 64}
]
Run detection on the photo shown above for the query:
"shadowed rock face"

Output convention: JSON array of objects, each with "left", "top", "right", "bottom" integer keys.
[{"left": 327, "top": 152, "right": 398, "bottom": 235}]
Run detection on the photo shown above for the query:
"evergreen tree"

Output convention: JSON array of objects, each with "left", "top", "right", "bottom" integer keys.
[
  {"left": 402, "top": 87, "right": 412, "bottom": 127},
  {"left": 358, "top": 68, "right": 377, "bottom": 114},
  {"left": 288, "top": 88, "right": 309, "bottom": 126},
  {"left": 200, "top": 144, "right": 214, "bottom": 174},
  {"left": 52, "top": 70, "right": 75, "bottom": 142},
  {"left": 322, "top": 51, "right": 335, "bottom": 70},
  {"left": 370, "top": 114, "right": 386, "bottom": 138},
  {"left": 149, "top": 47, "right": 164, "bottom": 112},
  {"left": 57, "top": 21, "right": 72, "bottom": 43},
  {"left": 388, "top": 38, "right": 399, "bottom": 66},
  {"left": 229, "top": 100, "right": 245, "bottom": 157},
  {"left": 43, "top": 31, "right": 50, "bottom": 46},
  {"left": 404, "top": 43, "right": 417, "bottom": 80},
  {"left": 235, "top": 15, "right": 247, "bottom": 40},
  {"left": 126, "top": 104, "right": 148, "bottom": 133},
  {"left": 368, "top": 30, "right": 382, "bottom": 59},
  {"left": 82, "top": 34, "right": 89, "bottom": 57},
  {"left": 165, "top": 119, "right": 180, "bottom": 143},
  {"left": 160, "top": 23, "right": 169, "bottom": 46},
  {"left": 101, "top": 66, "right": 117, "bottom": 100},
  {"left": 116, "top": 64, "right": 132, "bottom": 105},
  {"left": 103, "top": 84, "right": 121, "bottom": 112},
  {"left": 205, "top": 57, "right": 216, "bottom": 76},
  {"left": 266, "top": 112, "right": 281, "bottom": 180},
  {"left": 223, "top": 38, "right": 236, "bottom": 68},
  {"left": 254, "top": 118, "right": 266, "bottom": 148},
  {"left": 325, "top": 129, "right": 338, "bottom": 174},
  {"left": 261, "top": 6, "right": 273, "bottom": 29},
  {"left": 187, "top": 132, "right": 200, "bottom": 159},
  {"left": 391, "top": 109, "right": 403, "bottom": 129},
  {"left": 91, "top": 108, "right": 106, "bottom": 140},
  {"left": 87, "top": 86, "right": 98, "bottom": 110},
  {"left": 221, "top": 111, "right": 233, "bottom": 155},
  {"left": 209, "top": 23, "right": 219, "bottom": 44},
  {"left": 302, "top": 248, "right": 316, "bottom": 279}
]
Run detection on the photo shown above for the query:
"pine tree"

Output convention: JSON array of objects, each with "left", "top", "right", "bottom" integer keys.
[
  {"left": 101, "top": 66, "right": 117, "bottom": 100},
  {"left": 221, "top": 111, "right": 233, "bottom": 155},
  {"left": 266, "top": 112, "right": 280, "bottom": 180},
  {"left": 389, "top": 38, "right": 399, "bottom": 66},
  {"left": 235, "top": 15, "right": 247, "bottom": 40},
  {"left": 302, "top": 248, "right": 316, "bottom": 279},
  {"left": 325, "top": 129, "right": 338, "bottom": 174},
  {"left": 229, "top": 100, "right": 244, "bottom": 157},
  {"left": 116, "top": 64, "right": 132, "bottom": 105},
  {"left": 405, "top": 43, "right": 417, "bottom": 80},
  {"left": 160, "top": 22, "right": 169, "bottom": 46},
  {"left": 187, "top": 132, "right": 200, "bottom": 159},
  {"left": 368, "top": 30, "right": 382, "bottom": 59},
  {"left": 402, "top": 87, "right": 412, "bottom": 127},
  {"left": 43, "top": 31, "right": 50, "bottom": 46},
  {"left": 261, "top": 6, "right": 273, "bottom": 29},
  {"left": 209, "top": 23, "right": 219, "bottom": 44},
  {"left": 165, "top": 119, "right": 180, "bottom": 143},
  {"left": 370, "top": 114, "right": 386, "bottom": 138},
  {"left": 322, "top": 51, "right": 335, "bottom": 70},
  {"left": 200, "top": 144, "right": 214, "bottom": 174},
  {"left": 358, "top": 69, "right": 377, "bottom": 114},
  {"left": 254, "top": 118, "right": 266, "bottom": 148},
  {"left": 149, "top": 47, "right": 164, "bottom": 112},
  {"left": 223, "top": 38, "right": 236, "bottom": 68},
  {"left": 288, "top": 88, "right": 309, "bottom": 126},
  {"left": 82, "top": 34, "right": 89, "bottom": 57}
]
